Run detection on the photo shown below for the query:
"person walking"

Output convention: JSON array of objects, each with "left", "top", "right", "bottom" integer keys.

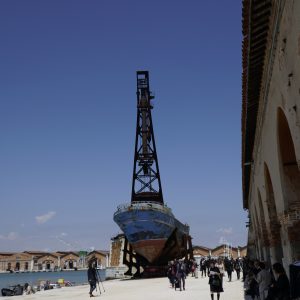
[
  {"left": 201, "top": 258, "right": 207, "bottom": 277},
  {"left": 87, "top": 262, "right": 98, "bottom": 297},
  {"left": 234, "top": 258, "right": 241, "bottom": 280},
  {"left": 256, "top": 262, "right": 271, "bottom": 300},
  {"left": 194, "top": 261, "right": 199, "bottom": 279},
  {"left": 175, "top": 260, "right": 186, "bottom": 291},
  {"left": 167, "top": 261, "right": 176, "bottom": 288},
  {"left": 225, "top": 258, "right": 233, "bottom": 282},
  {"left": 208, "top": 260, "right": 223, "bottom": 300},
  {"left": 216, "top": 259, "right": 225, "bottom": 286}
]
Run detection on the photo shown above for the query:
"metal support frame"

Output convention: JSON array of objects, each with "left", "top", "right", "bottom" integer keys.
[{"left": 131, "top": 71, "right": 163, "bottom": 204}]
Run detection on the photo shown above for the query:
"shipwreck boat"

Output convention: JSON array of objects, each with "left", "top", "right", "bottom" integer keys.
[{"left": 113, "top": 71, "right": 192, "bottom": 272}]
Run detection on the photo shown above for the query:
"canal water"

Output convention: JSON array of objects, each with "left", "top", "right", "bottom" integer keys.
[{"left": 0, "top": 269, "right": 106, "bottom": 295}]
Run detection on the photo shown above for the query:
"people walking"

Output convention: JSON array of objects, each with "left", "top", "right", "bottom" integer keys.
[
  {"left": 87, "top": 262, "right": 98, "bottom": 297},
  {"left": 208, "top": 260, "right": 223, "bottom": 300}
]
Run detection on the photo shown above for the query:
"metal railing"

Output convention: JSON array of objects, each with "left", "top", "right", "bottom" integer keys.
[{"left": 114, "top": 201, "right": 173, "bottom": 216}]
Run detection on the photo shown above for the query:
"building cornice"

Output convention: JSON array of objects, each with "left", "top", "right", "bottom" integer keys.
[{"left": 242, "top": 0, "right": 286, "bottom": 209}]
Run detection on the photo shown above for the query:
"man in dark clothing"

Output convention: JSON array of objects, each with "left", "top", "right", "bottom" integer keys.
[
  {"left": 200, "top": 258, "right": 207, "bottom": 277},
  {"left": 267, "top": 263, "right": 290, "bottom": 300},
  {"left": 87, "top": 263, "right": 98, "bottom": 297},
  {"left": 224, "top": 258, "right": 233, "bottom": 282},
  {"left": 175, "top": 260, "right": 186, "bottom": 291},
  {"left": 234, "top": 259, "right": 241, "bottom": 280}
]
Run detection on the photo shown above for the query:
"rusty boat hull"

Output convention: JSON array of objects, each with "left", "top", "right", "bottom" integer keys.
[{"left": 113, "top": 202, "right": 189, "bottom": 264}]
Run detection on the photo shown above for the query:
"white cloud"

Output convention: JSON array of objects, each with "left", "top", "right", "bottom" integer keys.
[
  {"left": 60, "top": 232, "right": 67, "bottom": 237},
  {"left": 0, "top": 232, "right": 19, "bottom": 240},
  {"left": 35, "top": 211, "right": 56, "bottom": 224},
  {"left": 55, "top": 236, "right": 72, "bottom": 249},
  {"left": 217, "top": 227, "right": 233, "bottom": 235}
]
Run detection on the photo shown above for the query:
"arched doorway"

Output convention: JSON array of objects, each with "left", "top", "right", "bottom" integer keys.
[
  {"left": 257, "top": 189, "right": 270, "bottom": 262},
  {"left": 69, "top": 260, "right": 73, "bottom": 269},
  {"left": 264, "top": 163, "right": 283, "bottom": 263},
  {"left": 15, "top": 262, "right": 20, "bottom": 271},
  {"left": 43, "top": 260, "right": 53, "bottom": 270},
  {"left": 277, "top": 108, "right": 300, "bottom": 260},
  {"left": 25, "top": 262, "right": 29, "bottom": 271},
  {"left": 65, "top": 260, "right": 75, "bottom": 269},
  {"left": 7, "top": 262, "right": 11, "bottom": 271}
]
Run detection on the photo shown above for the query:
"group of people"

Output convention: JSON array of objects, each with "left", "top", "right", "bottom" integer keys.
[
  {"left": 200, "top": 257, "right": 242, "bottom": 281},
  {"left": 167, "top": 259, "right": 202, "bottom": 291},
  {"left": 168, "top": 256, "right": 291, "bottom": 300},
  {"left": 167, "top": 258, "right": 227, "bottom": 299},
  {"left": 243, "top": 257, "right": 290, "bottom": 300},
  {"left": 167, "top": 259, "right": 191, "bottom": 291},
  {"left": 201, "top": 257, "right": 241, "bottom": 300}
]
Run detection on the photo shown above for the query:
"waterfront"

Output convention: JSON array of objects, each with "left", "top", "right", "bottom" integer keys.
[
  {"left": 0, "top": 269, "right": 106, "bottom": 295},
  {"left": 4, "top": 275, "right": 244, "bottom": 300}
]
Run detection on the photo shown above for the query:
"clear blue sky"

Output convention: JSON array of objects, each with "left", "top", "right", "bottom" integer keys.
[{"left": 0, "top": 0, "right": 247, "bottom": 252}]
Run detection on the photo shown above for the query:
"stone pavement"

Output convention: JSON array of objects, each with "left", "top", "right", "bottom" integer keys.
[{"left": 10, "top": 274, "right": 245, "bottom": 300}]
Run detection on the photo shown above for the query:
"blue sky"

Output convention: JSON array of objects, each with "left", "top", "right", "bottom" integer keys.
[{"left": 0, "top": 0, "right": 247, "bottom": 252}]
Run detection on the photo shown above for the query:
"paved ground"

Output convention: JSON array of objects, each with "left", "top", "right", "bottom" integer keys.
[{"left": 8, "top": 275, "right": 245, "bottom": 300}]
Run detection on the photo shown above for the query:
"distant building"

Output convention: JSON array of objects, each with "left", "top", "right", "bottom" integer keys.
[
  {"left": 0, "top": 252, "right": 33, "bottom": 272},
  {"left": 193, "top": 245, "right": 247, "bottom": 260},
  {"left": 109, "top": 234, "right": 126, "bottom": 267},
  {"left": 0, "top": 250, "right": 109, "bottom": 272},
  {"left": 86, "top": 250, "right": 110, "bottom": 268},
  {"left": 242, "top": 0, "right": 300, "bottom": 270}
]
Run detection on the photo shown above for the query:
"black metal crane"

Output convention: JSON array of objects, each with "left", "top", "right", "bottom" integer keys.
[{"left": 131, "top": 71, "right": 163, "bottom": 204}]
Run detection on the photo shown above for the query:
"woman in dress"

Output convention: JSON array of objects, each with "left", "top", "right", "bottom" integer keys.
[{"left": 208, "top": 260, "right": 224, "bottom": 300}]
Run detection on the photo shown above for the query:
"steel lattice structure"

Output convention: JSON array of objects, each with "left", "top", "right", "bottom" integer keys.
[{"left": 131, "top": 71, "right": 163, "bottom": 204}]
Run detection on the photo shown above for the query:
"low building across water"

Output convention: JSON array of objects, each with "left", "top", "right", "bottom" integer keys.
[{"left": 0, "top": 250, "right": 109, "bottom": 272}]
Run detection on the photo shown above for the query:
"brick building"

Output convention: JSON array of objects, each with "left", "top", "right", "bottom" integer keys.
[
  {"left": 86, "top": 250, "right": 109, "bottom": 268},
  {"left": 0, "top": 250, "right": 109, "bottom": 272}
]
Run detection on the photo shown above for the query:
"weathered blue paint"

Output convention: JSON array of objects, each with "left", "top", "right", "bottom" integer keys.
[{"left": 113, "top": 202, "right": 189, "bottom": 245}]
